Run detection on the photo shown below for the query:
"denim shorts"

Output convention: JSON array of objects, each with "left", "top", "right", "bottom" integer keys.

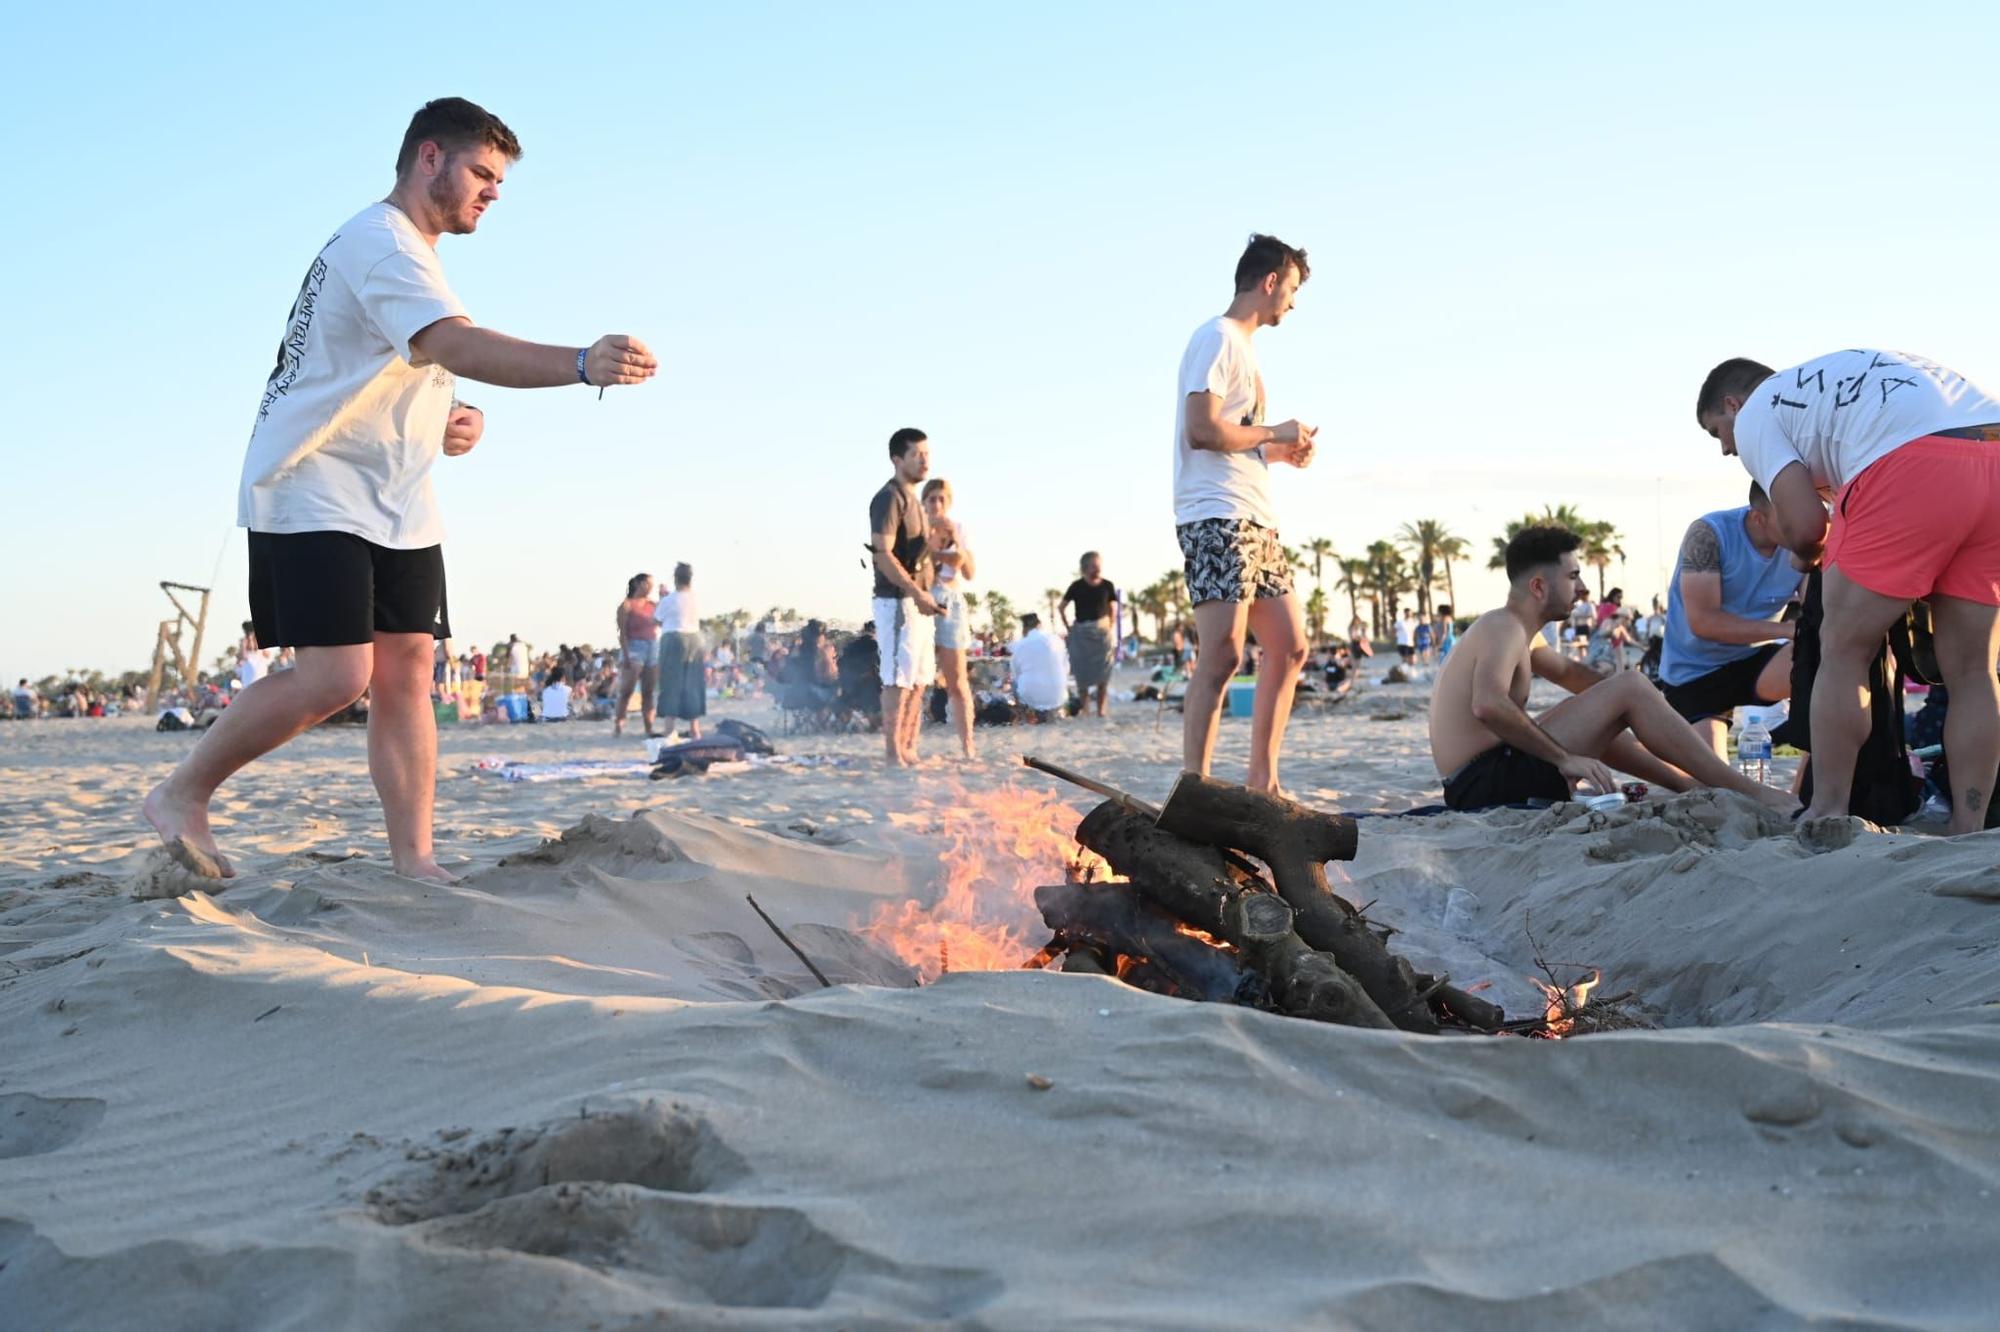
[
  {"left": 933, "top": 583, "right": 970, "bottom": 651},
  {"left": 623, "top": 638, "right": 658, "bottom": 668}
]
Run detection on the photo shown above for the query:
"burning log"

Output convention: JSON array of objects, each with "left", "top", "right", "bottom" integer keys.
[
  {"left": 1074, "top": 803, "right": 1395, "bottom": 1030},
  {"left": 1034, "top": 881, "right": 1268, "bottom": 1005},
  {"left": 1145, "top": 776, "right": 1438, "bottom": 1033}
]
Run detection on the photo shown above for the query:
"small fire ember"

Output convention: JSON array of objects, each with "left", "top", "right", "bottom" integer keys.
[{"left": 1530, "top": 969, "right": 1601, "bottom": 1039}]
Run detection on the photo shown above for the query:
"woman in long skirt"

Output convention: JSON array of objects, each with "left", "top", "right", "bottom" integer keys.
[{"left": 652, "top": 562, "right": 706, "bottom": 739}]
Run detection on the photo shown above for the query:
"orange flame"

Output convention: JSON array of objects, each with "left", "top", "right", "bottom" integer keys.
[
  {"left": 1530, "top": 968, "right": 1602, "bottom": 1038},
  {"left": 860, "top": 782, "right": 1111, "bottom": 981}
]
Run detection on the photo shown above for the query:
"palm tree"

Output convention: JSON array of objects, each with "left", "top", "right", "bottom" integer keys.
[
  {"left": 1160, "top": 569, "right": 1191, "bottom": 623},
  {"left": 1579, "top": 520, "right": 1626, "bottom": 600},
  {"left": 1364, "top": 540, "right": 1411, "bottom": 637},
  {"left": 1044, "top": 588, "right": 1063, "bottom": 622},
  {"left": 1335, "top": 558, "right": 1371, "bottom": 633},
  {"left": 1304, "top": 587, "right": 1329, "bottom": 646},
  {"left": 985, "top": 591, "right": 1015, "bottom": 641},
  {"left": 1397, "top": 519, "right": 1452, "bottom": 620},
  {"left": 1435, "top": 534, "right": 1468, "bottom": 614},
  {"left": 1489, "top": 505, "right": 1591, "bottom": 571},
  {"left": 1305, "top": 537, "right": 1337, "bottom": 597}
]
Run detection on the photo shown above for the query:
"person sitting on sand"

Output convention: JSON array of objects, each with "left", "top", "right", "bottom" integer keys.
[
  {"left": 1012, "top": 613, "right": 1070, "bottom": 721},
  {"left": 1658, "top": 483, "right": 1802, "bottom": 758},
  {"left": 1429, "top": 524, "right": 1799, "bottom": 814},
  {"left": 540, "top": 666, "right": 571, "bottom": 721}
]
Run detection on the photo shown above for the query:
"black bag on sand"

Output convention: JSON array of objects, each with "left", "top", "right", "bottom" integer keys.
[
  {"left": 1777, "top": 571, "right": 1921, "bottom": 825},
  {"left": 715, "top": 718, "right": 775, "bottom": 756}
]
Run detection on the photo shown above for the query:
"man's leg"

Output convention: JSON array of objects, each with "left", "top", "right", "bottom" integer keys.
[
  {"left": 1182, "top": 600, "right": 1248, "bottom": 776},
  {"left": 880, "top": 685, "right": 906, "bottom": 764},
  {"left": 368, "top": 631, "right": 450, "bottom": 882},
  {"left": 1601, "top": 731, "right": 1693, "bottom": 791},
  {"left": 899, "top": 683, "right": 923, "bottom": 762},
  {"left": 1802, "top": 567, "right": 1913, "bottom": 822},
  {"left": 1537, "top": 672, "right": 1794, "bottom": 811},
  {"left": 144, "top": 645, "right": 373, "bottom": 877},
  {"left": 1755, "top": 644, "right": 1795, "bottom": 702},
  {"left": 1929, "top": 594, "right": 2000, "bottom": 835},
  {"left": 1245, "top": 593, "right": 1308, "bottom": 794},
  {"left": 1093, "top": 682, "right": 1109, "bottom": 717},
  {"left": 1695, "top": 716, "right": 1729, "bottom": 761}
]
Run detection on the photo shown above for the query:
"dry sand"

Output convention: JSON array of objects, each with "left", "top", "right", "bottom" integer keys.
[{"left": 4, "top": 676, "right": 1999, "bottom": 1329}]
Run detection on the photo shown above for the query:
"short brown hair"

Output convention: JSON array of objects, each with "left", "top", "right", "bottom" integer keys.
[
  {"left": 1234, "top": 233, "right": 1310, "bottom": 293},
  {"left": 396, "top": 98, "right": 522, "bottom": 177},
  {"left": 921, "top": 478, "right": 952, "bottom": 503},
  {"left": 1695, "top": 358, "right": 1774, "bottom": 420}
]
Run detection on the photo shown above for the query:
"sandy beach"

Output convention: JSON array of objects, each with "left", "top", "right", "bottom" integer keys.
[{"left": 5, "top": 678, "right": 2000, "bottom": 1329}]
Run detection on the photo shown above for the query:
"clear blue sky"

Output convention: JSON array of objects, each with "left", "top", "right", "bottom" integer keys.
[{"left": 4, "top": 1, "right": 1996, "bottom": 683}]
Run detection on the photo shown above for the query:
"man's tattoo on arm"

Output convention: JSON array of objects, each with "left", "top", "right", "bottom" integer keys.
[{"left": 1679, "top": 521, "right": 1723, "bottom": 575}]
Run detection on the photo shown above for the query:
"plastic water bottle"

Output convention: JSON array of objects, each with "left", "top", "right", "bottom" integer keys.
[{"left": 1737, "top": 715, "right": 1773, "bottom": 785}]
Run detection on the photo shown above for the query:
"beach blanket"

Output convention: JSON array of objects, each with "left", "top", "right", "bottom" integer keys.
[{"left": 480, "top": 759, "right": 655, "bottom": 783}]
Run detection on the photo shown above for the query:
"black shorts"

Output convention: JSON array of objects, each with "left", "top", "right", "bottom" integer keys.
[
  {"left": 248, "top": 530, "right": 450, "bottom": 648},
  {"left": 1661, "top": 643, "right": 1784, "bottom": 724},
  {"left": 1443, "top": 744, "right": 1571, "bottom": 812}
]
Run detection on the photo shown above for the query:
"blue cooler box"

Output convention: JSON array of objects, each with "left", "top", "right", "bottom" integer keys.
[
  {"left": 500, "top": 693, "right": 531, "bottom": 723},
  {"left": 1226, "top": 679, "right": 1256, "bottom": 718}
]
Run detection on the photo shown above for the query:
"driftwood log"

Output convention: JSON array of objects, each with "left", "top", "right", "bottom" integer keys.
[
  {"left": 1149, "top": 775, "right": 1436, "bottom": 1032},
  {"left": 1033, "top": 882, "right": 1268, "bottom": 1006},
  {"left": 1075, "top": 803, "right": 1396, "bottom": 1030}
]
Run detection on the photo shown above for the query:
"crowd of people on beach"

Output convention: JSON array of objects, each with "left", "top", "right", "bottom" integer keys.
[{"left": 121, "top": 95, "right": 2000, "bottom": 884}]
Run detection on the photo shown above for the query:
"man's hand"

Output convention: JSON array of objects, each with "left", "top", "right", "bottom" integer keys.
[
  {"left": 442, "top": 405, "right": 484, "bottom": 457},
  {"left": 914, "top": 591, "right": 944, "bottom": 617},
  {"left": 1558, "top": 754, "right": 1620, "bottom": 796},
  {"left": 1267, "top": 420, "right": 1316, "bottom": 467},
  {"left": 584, "top": 335, "right": 659, "bottom": 388}
]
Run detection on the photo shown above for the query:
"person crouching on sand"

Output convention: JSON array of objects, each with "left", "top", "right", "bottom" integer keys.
[{"left": 1428, "top": 524, "right": 1798, "bottom": 815}]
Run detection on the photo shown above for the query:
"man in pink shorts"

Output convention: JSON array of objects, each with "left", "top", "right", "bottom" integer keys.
[{"left": 1697, "top": 351, "right": 2000, "bottom": 835}]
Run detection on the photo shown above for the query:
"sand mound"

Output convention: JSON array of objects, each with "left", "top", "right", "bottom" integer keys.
[{"left": 6, "top": 704, "right": 2000, "bottom": 1326}]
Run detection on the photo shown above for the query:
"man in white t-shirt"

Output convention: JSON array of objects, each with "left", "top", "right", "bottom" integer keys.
[
  {"left": 1174, "top": 234, "right": 1317, "bottom": 794},
  {"left": 1698, "top": 351, "right": 2000, "bottom": 835},
  {"left": 1011, "top": 615, "right": 1071, "bottom": 718},
  {"left": 144, "top": 98, "right": 658, "bottom": 884}
]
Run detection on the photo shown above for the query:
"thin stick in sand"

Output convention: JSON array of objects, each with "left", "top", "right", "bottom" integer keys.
[
  {"left": 1020, "top": 756, "right": 1160, "bottom": 817},
  {"left": 745, "top": 894, "right": 833, "bottom": 989}
]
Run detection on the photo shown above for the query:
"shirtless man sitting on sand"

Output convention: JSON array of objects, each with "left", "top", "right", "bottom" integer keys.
[{"left": 1430, "top": 524, "right": 1798, "bottom": 815}]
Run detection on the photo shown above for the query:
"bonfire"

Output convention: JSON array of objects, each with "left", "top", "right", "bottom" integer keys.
[{"left": 856, "top": 759, "right": 1631, "bottom": 1038}]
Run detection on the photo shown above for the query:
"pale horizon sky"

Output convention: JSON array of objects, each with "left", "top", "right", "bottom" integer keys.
[{"left": 4, "top": 1, "right": 1996, "bottom": 684}]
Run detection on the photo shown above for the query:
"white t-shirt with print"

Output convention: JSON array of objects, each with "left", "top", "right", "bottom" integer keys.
[
  {"left": 1734, "top": 349, "right": 2000, "bottom": 496},
  {"left": 1173, "top": 316, "right": 1274, "bottom": 528},
  {"left": 237, "top": 202, "right": 468, "bottom": 549}
]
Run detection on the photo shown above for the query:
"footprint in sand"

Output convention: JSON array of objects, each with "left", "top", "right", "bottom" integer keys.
[
  {"left": 0, "top": 1092, "right": 107, "bottom": 1160},
  {"left": 1796, "top": 815, "right": 1886, "bottom": 854}
]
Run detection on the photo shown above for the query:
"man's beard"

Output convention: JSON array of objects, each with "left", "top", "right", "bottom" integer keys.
[{"left": 427, "top": 174, "right": 478, "bottom": 234}]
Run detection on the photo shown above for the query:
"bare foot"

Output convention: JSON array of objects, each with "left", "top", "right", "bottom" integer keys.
[
  {"left": 1797, "top": 814, "right": 1880, "bottom": 853},
  {"left": 393, "top": 857, "right": 460, "bottom": 884},
  {"left": 613, "top": 719, "right": 625, "bottom": 737},
  {"left": 143, "top": 780, "right": 234, "bottom": 879}
]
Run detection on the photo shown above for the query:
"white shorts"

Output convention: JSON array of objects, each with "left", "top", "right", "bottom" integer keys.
[{"left": 873, "top": 597, "right": 936, "bottom": 689}]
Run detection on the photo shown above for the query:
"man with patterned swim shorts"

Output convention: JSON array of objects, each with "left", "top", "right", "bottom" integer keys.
[
  {"left": 1698, "top": 350, "right": 2000, "bottom": 836},
  {"left": 1173, "top": 233, "right": 1318, "bottom": 794}
]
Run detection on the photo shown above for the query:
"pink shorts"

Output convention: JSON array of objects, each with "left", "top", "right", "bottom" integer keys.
[{"left": 1827, "top": 435, "right": 2000, "bottom": 606}]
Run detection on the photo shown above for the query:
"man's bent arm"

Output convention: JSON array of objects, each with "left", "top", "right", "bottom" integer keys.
[
  {"left": 1679, "top": 571, "right": 1794, "bottom": 645},
  {"left": 1183, "top": 392, "right": 1275, "bottom": 454},
  {"left": 1529, "top": 645, "right": 1604, "bottom": 695},
  {"left": 1471, "top": 644, "right": 1573, "bottom": 766},
  {"left": 871, "top": 541, "right": 926, "bottom": 599},
  {"left": 1767, "top": 463, "right": 1830, "bottom": 563}
]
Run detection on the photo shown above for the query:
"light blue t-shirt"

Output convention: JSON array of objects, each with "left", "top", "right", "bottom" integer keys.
[{"left": 1661, "top": 507, "right": 1802, "bottom": 686}]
